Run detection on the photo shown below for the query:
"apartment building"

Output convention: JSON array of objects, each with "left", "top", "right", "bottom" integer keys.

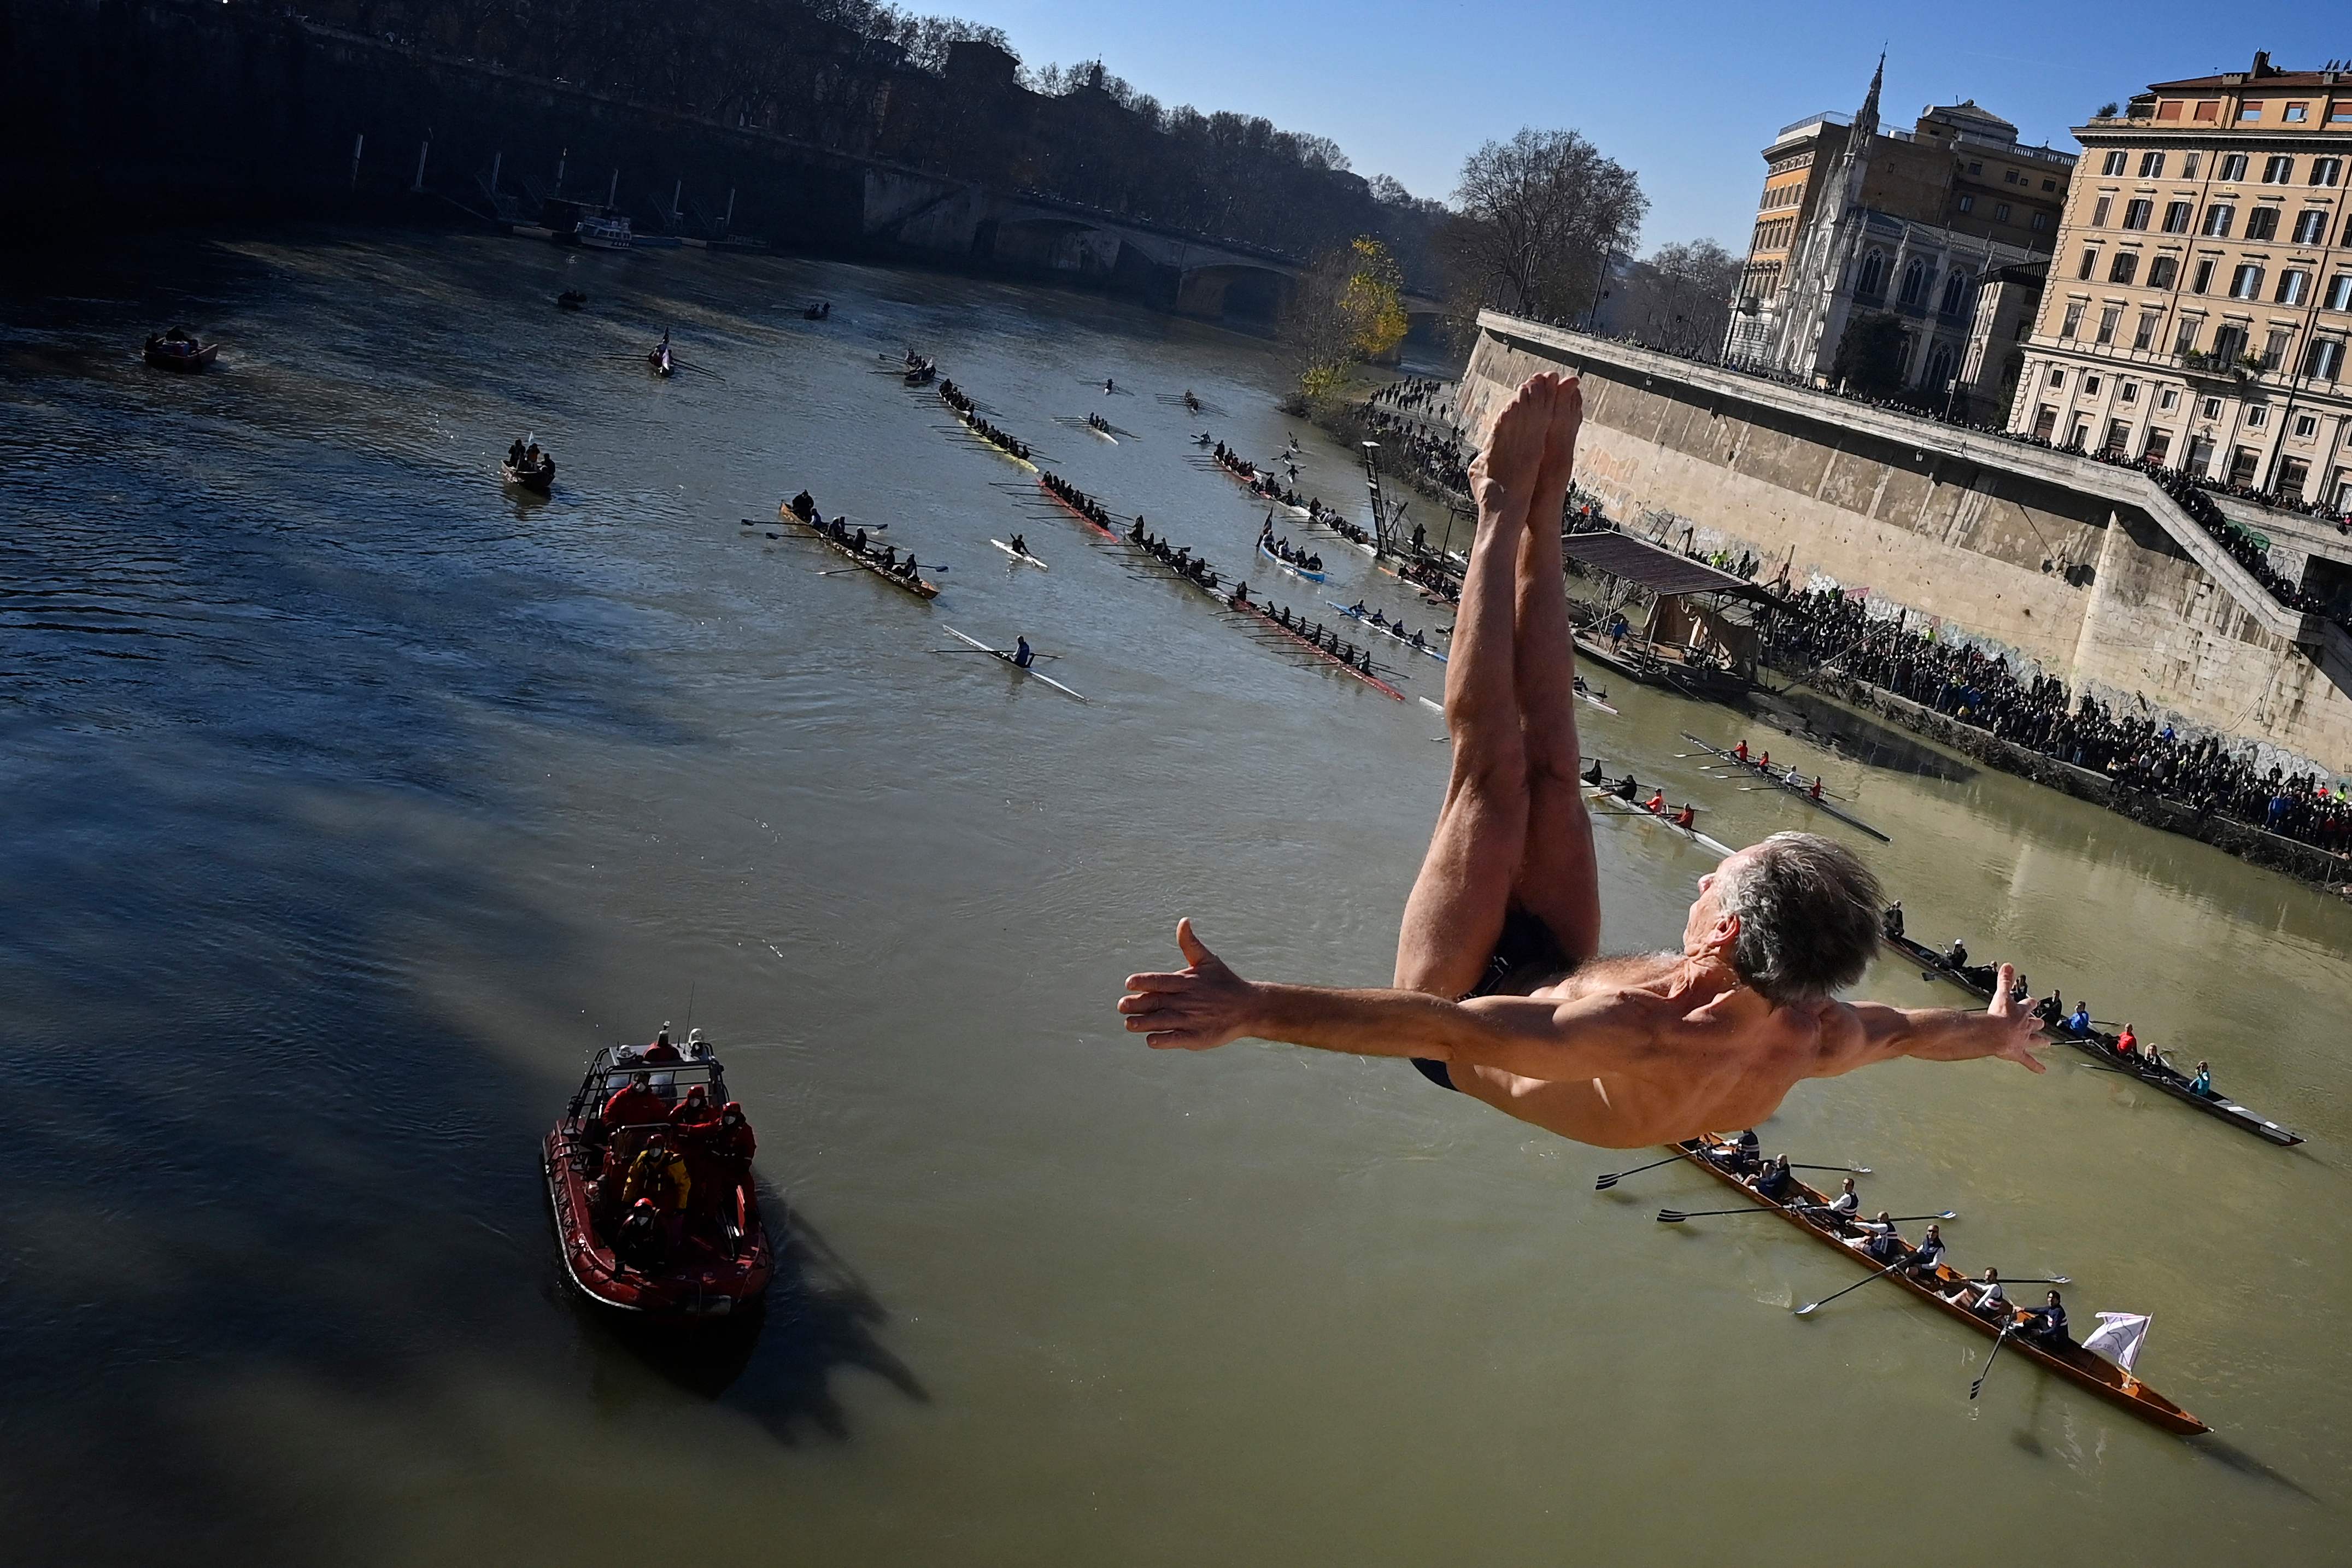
[{"left": 2011, "top": 52, "right": 2352, "bottom": 512}]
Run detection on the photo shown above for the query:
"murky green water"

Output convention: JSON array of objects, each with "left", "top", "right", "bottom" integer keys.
[{"left": 4, "top": 228, "right": 2348, "bottom": 1565}]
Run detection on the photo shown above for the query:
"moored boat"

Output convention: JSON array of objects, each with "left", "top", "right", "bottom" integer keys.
[
  {"left": 1671, "top": 1138, "right": 2207, "bottom": 1435},
  {"left": 543, "top": 1042, "right": 772, "bottom": 1322},
  {"left": 574, "top": 214, "right": 635, "bottom": 250}
]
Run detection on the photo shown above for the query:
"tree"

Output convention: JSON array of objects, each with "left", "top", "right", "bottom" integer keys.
[
  {"left": 1282, "top": 236, "right": 1410, "bottom": 403},
  {"left": 1608, "top": 238, "right": 1743, "bottom": 354},
  {"left": 1831, "top": 312, "right": 1908, "bottom": 396},
  {"left": 1441, "top": 127, "right": 1647, "bottom": 330}
]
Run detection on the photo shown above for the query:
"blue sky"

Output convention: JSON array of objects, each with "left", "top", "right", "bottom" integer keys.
[{"left": 945, "top": 2, "right": 2344, "bottom": 251}]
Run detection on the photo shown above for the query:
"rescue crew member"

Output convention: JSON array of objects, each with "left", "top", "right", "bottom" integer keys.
[
  {"left": 602, "top": 1073, "right": 667, "bottom": 1127},
  {"left": 669, "top": 1084, "right": 720, "bottom": 1132},
  {"left": 623, "top": 1132, "right": 690, "bottom": 1212},
  {"left": 643, "top": 1026, "right": 682, "bottom": 1066}
]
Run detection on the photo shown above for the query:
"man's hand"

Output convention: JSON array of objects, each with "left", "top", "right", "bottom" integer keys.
[
  {"left": 1985, "top": 964, "right": 2047, "bottom": 1074},
  {"left": 1118, "top": 919, "right": 1262, "bottom": 1050}
]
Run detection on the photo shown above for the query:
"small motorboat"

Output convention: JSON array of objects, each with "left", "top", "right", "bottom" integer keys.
[
  {"left": 543, "top": 1040, "right": 773, "bottom": 1323},
  {"left": 555, "top": 289, "right": 589, "bottom": 310},
  {"left": 574, "top": 214, "right": 634, "bottom": 250},
  {"left": 143, "top": 328, "right": 216, "bottom": 373},
  {"left": 502, "top": 451, "right": 556, "bottom": 495}
]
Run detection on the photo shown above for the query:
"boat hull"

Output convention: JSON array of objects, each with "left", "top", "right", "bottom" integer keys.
[
  {"left": 779, "top": 504, "right": 939, "bottom": 599},
  {"left": 143, "top": 342, "right": 217, "bottom": 372},
  {"left": 542, "top": 1129, "right": 772, "bottom": 1323}
]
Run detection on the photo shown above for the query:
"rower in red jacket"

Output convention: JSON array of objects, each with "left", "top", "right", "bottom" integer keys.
[{"left": 1644, "top": 790, "right": 1668, "bottom": 815}]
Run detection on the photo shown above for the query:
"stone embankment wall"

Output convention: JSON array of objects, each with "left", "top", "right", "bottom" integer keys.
[{"left": 1458, "top": 315, "right": 2352, "bottom": 777}]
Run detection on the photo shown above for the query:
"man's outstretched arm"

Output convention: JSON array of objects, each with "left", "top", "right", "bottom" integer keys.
[
  {"left": 1119, "top": 919, "right": 1650, "bottom": 1080},
  {"left": 1821, "top": 963, "right": 2048, "bottom": 1078}
]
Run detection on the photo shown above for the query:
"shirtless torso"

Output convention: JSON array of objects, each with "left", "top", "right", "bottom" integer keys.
[{"left": 1118, "top": 372, "right": 2042, "bottom": 1149}]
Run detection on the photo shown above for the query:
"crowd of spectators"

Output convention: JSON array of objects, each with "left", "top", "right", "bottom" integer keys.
[
  {"left": 1362, "top": 380, "right": 1470, "bottom": 497},
  {"left": 1765, "top": 588, "right": 2352, "bottom": 857}
]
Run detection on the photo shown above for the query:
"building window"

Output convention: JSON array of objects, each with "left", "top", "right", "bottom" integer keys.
[
  {"left": 2246, "top": 402, "right": 2270, "bottom": 428},
  {"left": 2191, "top": 257, "right": 2216, "bottom": 293},
  {"left": 2175, "top": 318, "right": 2202, "bottom": 354},
  {"left": 2097, "top": 304, "right": 2122, "bottom": 344},
  {"left": 1967, "top": 160, "right": 1983, "bottom": 175},
  {"left": 2278, "top": 269, "right": 2310, "bottom": 306},
  {"left": 2159, "top": 387, "right": 2180, "bottom": 412},
  {"left": 2263, "top": 155, "right": 2295, "bottom": 183},
  {"left": 2295, "top": 209, "right": 2330, "bottom": 245},
  {"left": 2239, "top": 103, "right": 2265, "bottom": 123},
  {"left": 2231, "top": 264, "right": 2265, "bottom": 299},
  {"left": 2091, "top": 196, "right": 2113, "bottom": 226},
  {"left": 2284, "top": 103, "right": 2309, "bottom": 124},
  {"left": 2228, "top": 447, "right": 2261, "bottom": 485},
  {"left": 2262, "top": 329, "right": 2292, "bottom": 369},
  {"left": 2043, "top": 178, "right": 2058, "bottom": 191},
  {"left": 2061, "top": 301, "right": 2085, "bottom": 338},
  {"left": 2078, "top": 247, "right": 2099, "bottom": 280},
  {"left": 2149, "top": 255, "right": 2179, "bottom": 289},
  {"left": 2183, "top": 152, "right": 2203, "bottom": 177},
  {"left": 2162, "top": 200, "right": 2193, "bottom": 233},
  {"left": 2279, "top": 456, "right": 2311, "bottom": 497},
  {"left": 2187, "top": 433, "right": 2217, "bottom": 473},
  {"left": 2033, "top": 405, "right": 2059, "bottom": 438},
  {"left": 2006, "top": 169, "right": 2021, "bottom": 184},
  {"left": 2329, "top": 273, "right": 2352, "bottom": 312},
  {"left": 2139, "top": 151, "right": 2166, "bottom": 178},
  {"left": 2201, "top": 397, "right": 2222, "bottom": 419},
  {"left": 2219, "top": 153, "right": 2248, "bottom": 181},
  {"left": 2048, "top": 367, "right": 2066, "bottom": 389},
  {"left": 1995, "top": 202, "right": 2011, "bottom": 222},
  {"left": 2122, "top": 198, "right": 2152, "bottom": 230},
  {"left": 1925, "top": 343, "right": 1956, "bottom": 389},
  {"left": 2296, "top": 412, "right": 2322, "bottom": 438},
  {"left": 2244, "top": 207, "right": 2279, "bottom": 242},
  {"left": 1898, "top": 258, "right": 1929, "bottom": 306},
  {"left": 2312, "top": 157, "right": 2343, "bottom": 187},
  {"left": 1958, "top": 193, "right": 1975, "bottom": 213},
  {"left": 2109, "top": 253, "right": 2139, "bottom": 285},
  {"left": 2032, "top": 211, "right": 2050, "bottom": 232},
  {"left": 2212, "top": 325, "right": 2248, "bottom": 363},
  {"left": 2306, "top": 339, "right": 2344, "bottom": 379},
  {"left": 2134, "top": 310, "right": 2161, "bottom": 349},
  {"left": 2084, "top": 375, "right": 2102, "bottom": 394},
  {"left": 1939, "top": 272, "right": 1969, "bottom": 316},
  {"left": 2119, "top": 380, "right": 2140, "bottom": 404},
  {"left": 2194, "top": 102, "right": 2220, "bottom": 124},
  {"left": 1857, "top": 249, "right": 1886, "bottom": 297},
  {"left": 2101, "top": 150, "right": 2127, "bottom": 175},
  {"left": 2104, "top": 420, "right": 2133, "bottom": 455},
  {"left": 2159, "top": 100, "right": 2185, "bottom": 122},
  {"left": 2335, "top": 101, "right": 2352, "bottom": 124},
  {"left": 2145, "top": 427, "right": 2173, "bottom": 463},
  {"left": 2202, "top": 203, "right": 2234, "bottom": 237}
]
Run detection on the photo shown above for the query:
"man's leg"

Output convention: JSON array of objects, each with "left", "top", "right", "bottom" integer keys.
[
  {"left": 1392, "top": 375, "right": 1557, "bottom": 998},
  {"left": 1508, "top": 377, "right": 1602, "bottom": 967}
]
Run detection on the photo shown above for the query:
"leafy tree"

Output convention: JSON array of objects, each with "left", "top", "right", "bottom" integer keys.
[{"left": 1283, "top": 237, "right": 1409, "bottom": 402}]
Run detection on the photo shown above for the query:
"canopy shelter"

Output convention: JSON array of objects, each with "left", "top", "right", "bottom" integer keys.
[{"left": 1563, "top": 521, "right": 1781, "bottom": 697}]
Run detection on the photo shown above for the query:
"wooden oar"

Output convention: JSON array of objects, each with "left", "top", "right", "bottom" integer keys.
[
  {"left": 1791, "top": 1163, "right": 1874, "bottom": 1176},
  {"left": 1593, "top": 1155, "right": 1686, "bottom": 1190},
  {"left": 1794, "top": 1258, "right": 1908, "bottom": 1315},
  {"left": 1970, "top": 1324, "right": 2015, "bottom": 1400}
]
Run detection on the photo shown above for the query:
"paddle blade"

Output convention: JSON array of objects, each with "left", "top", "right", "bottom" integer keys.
[
  {"left": 1655, "top": 1211, "right": 1687, "bottom": 1224},
  {"left": 1593, "top": 1176, "right": 1618, "bottom": 1190},
  {"left": 1793, "top": 1302, "right": 1822, "bottom": 1316}
]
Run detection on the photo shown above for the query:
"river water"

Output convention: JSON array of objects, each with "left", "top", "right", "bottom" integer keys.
[{"left": 5, "top": 228, "right": 2350, "bottom": 1565}]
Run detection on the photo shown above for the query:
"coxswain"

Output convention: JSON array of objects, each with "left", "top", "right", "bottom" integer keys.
[
  {"left": 1753, "top": 1153, "right": 1793, "bottom": 1201},
  {"left": 642, "top": 1025, "right": 682, "bottom": 1066},
  {"left": 1581, "top": 758, "right": 1605, "bottom": 786},
  {"left": 1954, "top": 1266, "right": 2006, "bottom": 1319},
  {"left": 2023, "top": 1290, "right": 2069, "bottom": 1346},
  {"left": 1904, "top": 1223, "right": 1949, "bottom": 1278},
  {"left": 1673, "top": 803, "right": 1697, "bottom": 830},
  {"left": 1014, "top": 635, "right": 1035, "bottom": 670},
  {"left": 1644, "top": 790, "right": 1667, "bottom": 815},
  {"left": 790, "top": 489, "right": 816, "bottom": 521},
  {"left": 2189, "top": 1060, "right": 2213, "bottom": 1096},
  {"left": 2066, "top": 1002, "right": 2093, "bottom": 1037}
]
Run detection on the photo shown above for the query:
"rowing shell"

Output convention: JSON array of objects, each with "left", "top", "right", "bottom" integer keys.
[
  {"left": 1885, "top": 931, "right": 2303, "bottom": 1147},
  {"left": 1240, "top": 600, "right": 1404, "bottom": 701},
  {"left": 1084, "top": 423, "right": 1119, "bottom": 444},
  {"left": 1036, "top": 476, "right": 1121, "bottom": 539},
  {"left": 776, "top": 504, "right": 939, "bottom": 600},
  {"left": 1325, "top": 601, "right": 1445, "bottom": 662},
  {"left": 1587, "top": 789, "right": 1737, "bottom": 857},
  {"left": 991, "top": 539, "right": 1048, "bottom": 570},
  {"left": 1575, "top": 685, "right": 1619, "bottom": 714},
  {"left": 1678, "top": 732, "right": 1890, "bottom": 842},
  {"left": 945, "top": 397, "right": 1037, "bottom": 470},
  {"left": 1669, "top": 1139, "right": 2208, "bottom": 1435},
  {"left": 1259, "top": 538, "right": 1327, "bottom": 582},
  {"left": 943, "top": 625, "right": 1088, "bottom": 703}
]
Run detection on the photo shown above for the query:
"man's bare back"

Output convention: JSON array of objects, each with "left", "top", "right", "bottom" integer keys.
[{"left": 1117, "top": 374, "right": 2043, "bottom": 1149}]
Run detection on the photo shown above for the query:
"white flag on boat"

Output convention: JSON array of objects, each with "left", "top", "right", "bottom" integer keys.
[{"left": 2083, "top": 1312, "right": 2152, "bottom": 1372}]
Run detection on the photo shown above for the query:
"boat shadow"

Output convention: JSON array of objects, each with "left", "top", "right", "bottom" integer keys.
[
  {"left": 579, "top": 1184, "right": 928, "bottom": 1446},
  {"left": 2005, "top": 1379, "right": 2316, "bottom": 1500}
]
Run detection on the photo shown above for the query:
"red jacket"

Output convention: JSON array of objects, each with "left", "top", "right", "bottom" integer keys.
[{"left": 603, "top": 1081, "right": 668, "bottom": 1127}]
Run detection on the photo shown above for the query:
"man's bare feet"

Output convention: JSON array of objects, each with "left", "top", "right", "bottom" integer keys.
[
  {"left": 1467, "top": 373, "right": 1557, "bottom": 528},
  {"left": 1530, "top": 375, "right": 1584, "bottom": 516}
]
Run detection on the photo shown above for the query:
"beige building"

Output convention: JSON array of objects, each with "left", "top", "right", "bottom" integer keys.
[
  {"left": 2010, "top": 52, "right": 2352, "bottom": 513},
  {"left": 1726, "top": 60, "right": 2072, "bottom": 413}
]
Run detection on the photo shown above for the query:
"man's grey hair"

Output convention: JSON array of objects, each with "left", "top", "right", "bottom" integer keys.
[{"left": 1717, "top": 831, "right": 1883, "bottom": 1007}]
